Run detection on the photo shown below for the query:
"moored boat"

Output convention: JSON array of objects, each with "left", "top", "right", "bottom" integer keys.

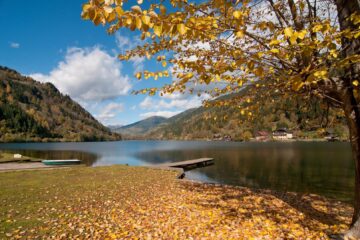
[{"left": 42, "top": 159, "right": 81, "bottom": 165}]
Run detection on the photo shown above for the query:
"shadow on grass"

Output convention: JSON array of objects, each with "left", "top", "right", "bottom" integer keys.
[{"left": 180, "top": 181, "right": 352, "bottom": 238}]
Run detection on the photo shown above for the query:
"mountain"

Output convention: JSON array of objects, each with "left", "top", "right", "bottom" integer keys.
[
  {"left": 0, "top": 66, "right": 121, "bottom": 142},
  {"left": 115, "top": 92, "right": 349, "bottom": 141},
  {"left": 107, "top": 124, "right": 123, "bottom": 131},
  {"left": 113, "top": 116, "right": 167, "bottom": 137}
]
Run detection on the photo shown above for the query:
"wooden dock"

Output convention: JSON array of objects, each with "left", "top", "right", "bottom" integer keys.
[{"left": 160, "top": 158, "right": 214, "bottom": 170}]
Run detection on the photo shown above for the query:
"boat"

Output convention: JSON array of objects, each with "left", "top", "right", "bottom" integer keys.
[{"left": 42, "top": 159, "right": 81, "bottom": 165}]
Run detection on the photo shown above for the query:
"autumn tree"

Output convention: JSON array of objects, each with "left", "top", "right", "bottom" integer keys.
[{"left": 82, "top": 0, "right": 360, "bottom": 237}]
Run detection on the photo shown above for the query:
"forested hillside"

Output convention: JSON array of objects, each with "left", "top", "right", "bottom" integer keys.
[
  {"left": 136, "top": 93, "right": 349, "bottom": 141},
  {"left": 0, "top": 66, "right": 121, "bottom": 142},
  {"left": 114, "top": 116, "right": 167, "bottom": 137}
]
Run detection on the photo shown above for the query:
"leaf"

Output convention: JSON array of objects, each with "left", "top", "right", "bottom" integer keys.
[
  {"left": 142, "top": 15, "right": 150, "bottom": 25},
  {"left": 270, "top": 49, "right": 279, "bottom": 53},
  {"left": 131, "top": 6, "right": 142, "bottom": 14},
  {"left": 162, "top": 61, "right": 167, "bottom": 67},
  {"left": 136, "top": 17, "right": 142, "bottom": 29},
  {"left": 233, "top": 11, "right": 242, "bottom": 19},
  {"left": 159, "top": 5, "right": 166, "bottom": 15},
  {"left": 297, "top": 30, "right": 307, "bottom": 40},
  {"left": 135, "top": 72, "right": 142, "bottom": 80},
  {"left": 292, "top": 81, "right": 304, "bottom": 91},
  {"left": 269, "top": 39, "right": 280, "bottom": 46},
  {"left": 284, "top": 27, "right": 293, "bottom": 37},
  {"left": 353, "top": 80, "right": 359, "bottom": 87},
  {"left": 236, "top": 30, "right": 244, "bottom": 38},
  {"left": 154, "top": 25, "right": 162, "bottom": 37},
  {"left": 177, "top": 23, "right": 187, "bottom": 35}
]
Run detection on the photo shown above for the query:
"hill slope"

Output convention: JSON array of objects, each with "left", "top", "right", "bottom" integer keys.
[
  {"left": 0, "top": 66, "right": 121, "bottom": 142},
  {"left": 124, "top": 93, "right": 349, "bottom": 141},
  {"left": 114, "top": 116, "right": 167, "bottom": 137}
]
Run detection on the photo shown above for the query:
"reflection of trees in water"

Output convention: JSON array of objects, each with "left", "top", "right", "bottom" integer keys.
[
  {"left": 3, "top": 149, "right": 99, "bottom": 166},
  {"left": 136, "top": 144, "right": 354, "bottom": 202}
]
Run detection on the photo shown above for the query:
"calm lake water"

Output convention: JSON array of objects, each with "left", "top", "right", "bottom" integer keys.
[{"left": 0, "top": 141, "right": 354, "bottom": 202}]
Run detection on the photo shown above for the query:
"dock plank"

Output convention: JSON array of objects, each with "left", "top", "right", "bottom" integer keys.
[{"left": 159, "top": 158, "right": 214, "bottom": 169}]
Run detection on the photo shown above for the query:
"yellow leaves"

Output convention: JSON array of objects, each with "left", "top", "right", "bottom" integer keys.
[
  {"left": 270, "top": 48, "right": 280, "bottom": 54},
  {"left": 136, "top": 17, "right": 142, "bottom": 29},
  {"left": 291, "top": 75, "right": 304, "bottom": 91},
  {"left": 135, "top": 72, "right": 142, "bottom": 80},
  {"left": 269, "top": 39, "right": 281, "bottom": 46},
  {"left": 312, "top": 24, "right": 323, "bottom": 33},
  {"left": 161, "top": 61, "right": 167, "bottom": 67},
  {"left": 284, "top": 27, "right": 293, "bottom": 37},
  {"left": 353, "top": 80, "right": 359, "bottom": 87},
  {"left": 313, "top": 70, "right": 328, "bottom": 79},
  {"left": 233, "top": 10, "right": 242, "bottom": 19},
  {"left": 115, "top": 6, "right": 124, "bottom": 16},
  {"left": 154, "top": 25, "right": 162, "bottom": 37},
  {"left": 283, "top": 28, "right": 307, "bottom": 44},
  {"left": 177, "top": 23, "right": 187, "bottom": 35},
  {"left": 141, "top": 15, "right": 150, "bottom": 25},
  {"left": 235, "top": 30, "right": 245, "bottom": 38},
  {"left": 297, "top": 30, "right": 307, "bottom": 40}
]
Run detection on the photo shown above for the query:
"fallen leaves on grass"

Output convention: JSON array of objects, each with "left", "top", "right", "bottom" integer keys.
[{"left": 0, "top": 166, "right": 352, "bottom": 239}]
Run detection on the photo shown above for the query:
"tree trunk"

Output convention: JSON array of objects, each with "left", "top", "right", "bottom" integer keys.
[
  {"left": 335, "top": 0, "right": 360, "bottom": 238},
  {"left": 343, "top": 89, "right": 360, "bottom": 239}
]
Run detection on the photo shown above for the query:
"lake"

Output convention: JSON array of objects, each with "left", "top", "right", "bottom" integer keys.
[{"left": 0, "top": 141, "right": 354, "bottom": 202}]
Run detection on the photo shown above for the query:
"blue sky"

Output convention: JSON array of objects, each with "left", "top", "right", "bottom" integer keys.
[{"left": 0, "top": 0, "right": 208, "bottom": 125}]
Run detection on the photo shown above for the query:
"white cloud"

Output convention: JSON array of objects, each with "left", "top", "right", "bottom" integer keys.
[
  {"left": 115, "top": 33, "right": 145, "bottom": 74},
  {"left": 30, "top": 46, "right": 131, "bottom": 101},
  {"left": 140, "top": 94, "right": 210, "bottom": 111},
  {"left": 96, "top": 102, "right": 124, "bottom": 123},
  {"left": 130, "top": 55, "right": 145, "bottom": 73},
  {"left": 10, "top": 42, "right": 20, "bottom": 48},
  {"left": 140, "top": 111, "right": 181, "bottom": 119}
]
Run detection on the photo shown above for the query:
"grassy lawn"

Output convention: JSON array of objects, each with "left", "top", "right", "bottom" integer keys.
[
  {"left": 0, "top": 152, "right": 42, "bottom": 163},
  {"left": 0, "top": 166, "right": 353, "bottom": 239}
]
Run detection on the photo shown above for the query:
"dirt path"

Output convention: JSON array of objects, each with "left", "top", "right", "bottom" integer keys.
[{"left": 0, "top": 162, "right": 59, "bottom": 171}]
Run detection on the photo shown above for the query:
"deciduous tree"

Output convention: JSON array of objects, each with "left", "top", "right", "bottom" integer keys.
[{"left": 82, "top": 0, "right": 360, "bottom": 237}]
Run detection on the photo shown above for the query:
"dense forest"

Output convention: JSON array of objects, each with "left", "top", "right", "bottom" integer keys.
[{"left": 0, "top": 66, "right": 121, "bottom": 142}]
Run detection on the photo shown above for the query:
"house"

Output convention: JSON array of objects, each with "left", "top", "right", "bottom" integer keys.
[
  {"left": 255, "top": 131, "right": 270, "bottom": 141},
  {"left": 223, "top": 135, "right": 232, "bottom": 141},
  {"left": 272, "top": 128, "right": 293, "bottom": 140},
  {"left": 213, "top": 133, "right": 232, "bottom": 141},
  {"left": 13, "top": 154, "right": 22, "bottom": 159}
]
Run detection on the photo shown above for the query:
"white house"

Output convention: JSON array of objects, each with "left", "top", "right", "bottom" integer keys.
[
  {"left": 272, "top": 129, "right": 293, "bottom": 140},
  {"left": 13, "top": 154, "right": 22, "bottom": 159}
]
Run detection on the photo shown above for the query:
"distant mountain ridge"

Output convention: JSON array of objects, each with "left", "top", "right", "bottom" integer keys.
[
  {"left": 114, "top": 91, "right": 349, "bottom": 141},
  {"left": 114, "top": 116, "right": 167, "bottom": 137},
  {"left": 0, "top": 66, "right": 121, "bottom": 142}
]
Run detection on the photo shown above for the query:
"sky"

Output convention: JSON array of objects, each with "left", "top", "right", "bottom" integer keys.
[{"left": 0, "top": 0, "right": 208, "bottom": 126}]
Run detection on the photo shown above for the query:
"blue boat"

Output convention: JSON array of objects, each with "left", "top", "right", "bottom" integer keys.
[{"left": 42, "top": 159, "right": 81, "bottom": 165}]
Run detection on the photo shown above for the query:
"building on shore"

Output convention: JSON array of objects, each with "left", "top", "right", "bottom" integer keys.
[
  {"left": 255, "top": 131, "right": 270, "bottom": 141},
  {"left": 272, "top": 128, "right": 293, "bottom": 140}
]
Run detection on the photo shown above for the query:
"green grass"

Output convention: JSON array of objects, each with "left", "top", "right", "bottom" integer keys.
[{"left": 0, "top": 152, "right": 42, "bottom": 163}]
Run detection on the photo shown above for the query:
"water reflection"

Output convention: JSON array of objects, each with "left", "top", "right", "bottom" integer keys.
[
  {"left": 1, "top": 149, "right": 98, "bottom": 166},
  {"left": 0, "top": 141, "right": 354, "bottom": 202},
  {"left": 134, "top": 142, "right": 354, "bottom": 202}
]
